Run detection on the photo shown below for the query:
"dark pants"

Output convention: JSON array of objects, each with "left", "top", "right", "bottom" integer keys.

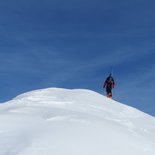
[{"left": 106, "top": 86, "right": 112, "bottom": 97}]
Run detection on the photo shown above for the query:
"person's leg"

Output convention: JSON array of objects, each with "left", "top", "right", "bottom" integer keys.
[{"left": 106, "top": 88, "right": 112, "bottom": 98}]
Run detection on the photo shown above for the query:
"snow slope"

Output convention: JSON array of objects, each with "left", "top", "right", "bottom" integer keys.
[{"left": 0, "top": 88, "right": 155, "bottom": 155}]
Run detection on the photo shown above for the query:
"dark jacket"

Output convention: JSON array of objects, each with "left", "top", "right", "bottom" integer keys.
[{"left": 103, "top": 75, "right": 115, "bottom": 90}]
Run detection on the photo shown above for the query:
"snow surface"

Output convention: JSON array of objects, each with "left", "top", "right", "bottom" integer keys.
[{"left": 0, "top": 88, "right": 155, "bottom": 155}]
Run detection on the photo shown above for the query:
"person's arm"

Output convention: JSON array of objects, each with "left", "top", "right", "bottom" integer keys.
[
  {"left": 112, "top": 79, "right": 115, "bottom": 88},
  {"left": 103, "top": 80, "right": 107, "bottom": 88}
]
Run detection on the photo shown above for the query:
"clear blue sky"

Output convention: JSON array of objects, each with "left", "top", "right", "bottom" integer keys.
[{"left": 0, "top": 0, "right": 155, "bottom": 116}]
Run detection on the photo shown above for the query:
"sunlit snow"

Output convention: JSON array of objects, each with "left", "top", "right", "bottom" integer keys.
[{"left": 0, "top": 88, "right": 155, "bottom": 155}]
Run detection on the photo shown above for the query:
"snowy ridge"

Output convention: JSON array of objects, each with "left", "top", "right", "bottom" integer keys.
[{"left": 0, "top": 88, "right": 155, "bottom": 155}]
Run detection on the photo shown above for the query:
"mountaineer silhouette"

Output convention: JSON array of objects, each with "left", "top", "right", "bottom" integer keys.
[{"left": 103, "top": 73, "right": 115, "bottom": 98}]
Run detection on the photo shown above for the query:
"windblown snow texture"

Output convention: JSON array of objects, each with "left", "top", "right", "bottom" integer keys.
[{"left": 0, "top": 88, "right": 155, "bottom": 155}]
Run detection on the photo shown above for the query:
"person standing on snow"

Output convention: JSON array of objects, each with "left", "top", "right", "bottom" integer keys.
[{"left": 103, "top": 73, "right": 115, "bottom": 98}]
